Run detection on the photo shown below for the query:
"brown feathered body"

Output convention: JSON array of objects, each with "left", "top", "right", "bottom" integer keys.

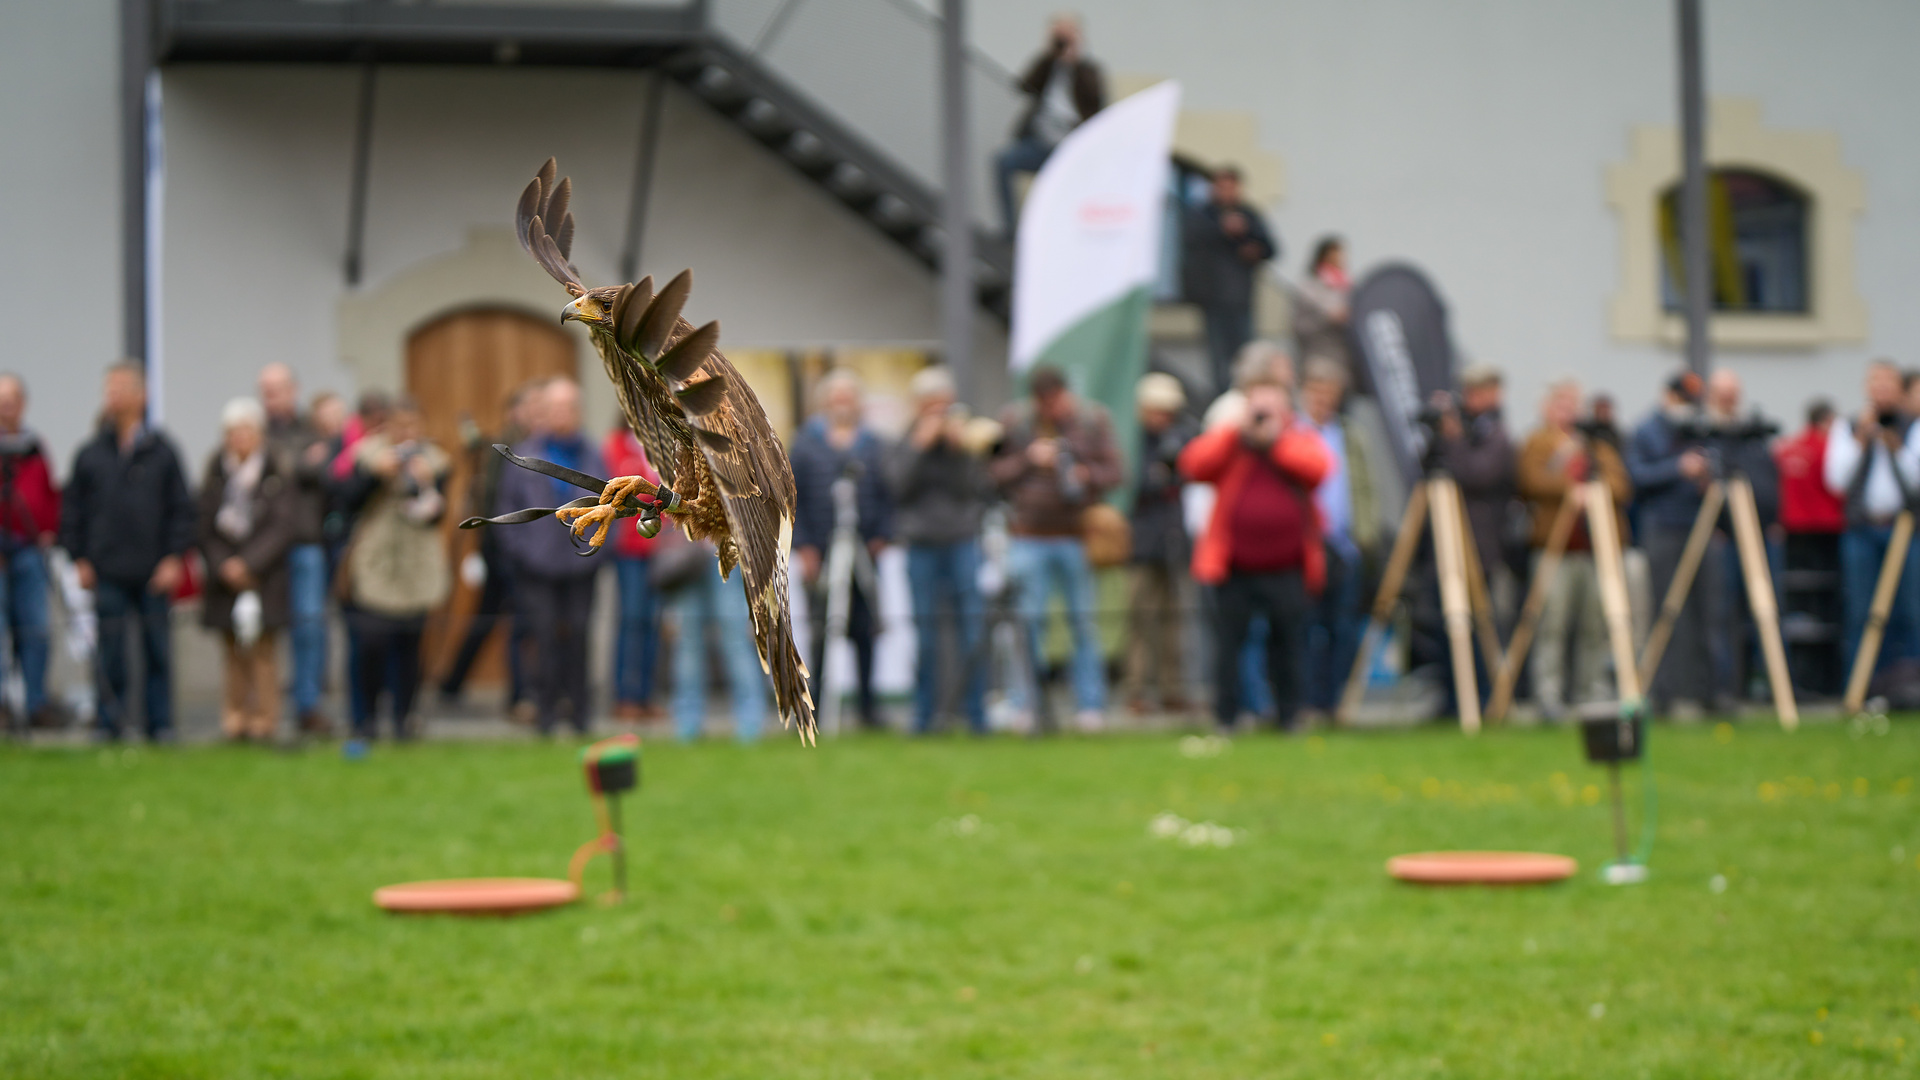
[{"left": 515, "top": 159, "right": 814, "bottom": 740}]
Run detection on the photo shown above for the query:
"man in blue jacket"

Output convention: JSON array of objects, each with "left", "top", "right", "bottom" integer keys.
[
  {"left": 790, "top": 369, "right": 894, "bottom": 730},
  {"left": 58, "top": 363, "right": 194, "bottom": 742},
  {"left": 496, "top": 378, "right": 604, "bottom": 736},
  {"left": 1626, "top": 372, "right": 1716, "bottom": 715}
]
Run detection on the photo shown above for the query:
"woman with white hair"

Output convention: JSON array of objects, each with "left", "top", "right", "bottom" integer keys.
[{"left": 196, "top": 396, "right": 298, "bottom": 742}]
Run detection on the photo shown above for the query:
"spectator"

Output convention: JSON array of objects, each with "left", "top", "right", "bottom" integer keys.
[
  {"left": 659, "top": 534, "right": 766, "bottom": 742},
  {"left": 1704, "top": 369, "right": 1783, "bottom": 700},
  {"left": 59, "top": 363, "right": 193, "bottom": 743},
  {"left": 1292, "top": 236, "right": 1353, "bottom": 377},
  {"left": 1516, "top": 380, "right": 1632, "bottom": 721},
  {"left": 1183, "top": 165, "right": 1277, "bottom": 398},
  {"left": 996, "top": 14, "right": 1105, "bottom": 235},
  {"left": 1777, "top": 399, "right": 1845, "bottom": 537},
  {"left": 1297, "top": 357, "right": 1381, "bottom": 720},
  {"left": 1703, "top": 371, "right": 1781, "bottom": 525},
  {"left": 1429, "top": 365, "right": 1517, "bottom": 588},
  {"left": 258, "top": 363, "right": 334, "bottom": 735},
  {"left": 1179, "top": 371, "right": 1330, "bottom": 732},
  {"left": 791, "top": 368, "right": 893, "bottom": 731},
  {"left": 340, "top": 397, "right": 450, "bottom": 741},
  {"left": 1824, "top": 360, "right": 1920, "bottom": 679},
  {"left": 1124, "top": 372, "right": 1197, "bottom": 715},
  {"left": 603, "top": 423, "right": 663, "bottom": 721},
  {"left": 991, "top": 365, "right": 1122, "bottom": 731},
  {"left": 496, "top": 378, "right": 602, "bottom": 737},
  {"left": 1627, "top": 371, "right": 1716, "bottom": 715},
  {"left": 0, "top": 374, "right": 62, "bottom": 731},
  {"left": 440, "top": 381, "right": 540, "bottom": 714},
  {"left": 197, "top": 398, "right": 296, "bottom": 743},
  {"left": 889, "top": 366, "right": 993, "bottom": 735}
]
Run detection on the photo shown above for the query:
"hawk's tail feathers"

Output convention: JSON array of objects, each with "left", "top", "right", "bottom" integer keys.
[{"left": 752, "top": 576, "right": 815, "bottom": 744}]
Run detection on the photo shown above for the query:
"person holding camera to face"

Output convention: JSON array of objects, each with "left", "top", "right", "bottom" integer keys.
[
  {"left": 1627, "top": 371, "right": 1716, "bottom": 715},
  {"left": 890, "top": 366, "right": 994, "bottom": 735},
  {"left": 1179, "top": 370, "right": 1330, "bottom": 733},
  {"left": 996, "top": 14, "right": 1106, "bottom": 236},
  {"left": 1823, "top": 359, "right": 1920, "bottom": 680}
]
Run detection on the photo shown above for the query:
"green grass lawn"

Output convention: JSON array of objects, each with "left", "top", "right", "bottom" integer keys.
[{"left": 5, "top": 721, "right": 1919, "bottom": 1078}]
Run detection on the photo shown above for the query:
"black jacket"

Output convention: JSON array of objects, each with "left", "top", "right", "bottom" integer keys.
[
  {"left": 1433, "top": 407, "right": 1517, "bottom": 576},
  {"left": 58, "top": 424, "right": 195, "bottom": 585},
  {"left": 1181, "top": 201, "right": 1277, "bottom": 309},
  {"left": 1131, "top": 417, "right": 1198, "bottom": 566},
  {"left": 1015, "top": 51, "right": 1104, "bottom": 141}
]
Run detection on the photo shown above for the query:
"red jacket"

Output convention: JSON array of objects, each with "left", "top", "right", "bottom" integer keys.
[
  {"left": 0, "top": 433, "right": 60, "bottom": 545},
  {"left": 1178, "top": 422, "right": 1331, "bottom": 592},
  {"left": 601, "top": 427, "right": 662, "bottom": 558},
  {"left": 1775, "top": 424, "right": 1845, "bottom": 534}
]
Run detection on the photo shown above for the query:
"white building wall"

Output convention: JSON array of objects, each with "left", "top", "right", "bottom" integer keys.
[
  {"left": 968, "top": 0, "right": 1920, "bottom": 430},
  {"left": 0, "top": 0, "right": 123, "bottom": 473}
]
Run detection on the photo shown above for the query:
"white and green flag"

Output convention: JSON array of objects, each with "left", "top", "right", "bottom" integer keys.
[{"left": 1011, "top": 79, "right": 1181, "bottom": 482}]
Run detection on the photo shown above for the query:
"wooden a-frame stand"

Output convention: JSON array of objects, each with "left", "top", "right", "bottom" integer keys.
[
  {"left": 1336, "top": 474, "right": 1503, "bottom": 734},
  {"left": 1490, "top": 474, "right": 1796, "bottom": 730},
  {"left": 1842, "top": 509, "right": 1915, "bottom": 714}
]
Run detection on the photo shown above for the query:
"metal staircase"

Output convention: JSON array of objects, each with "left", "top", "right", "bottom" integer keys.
[{"left": 151, "top": 0, "right": 1017, "bottom": 315}]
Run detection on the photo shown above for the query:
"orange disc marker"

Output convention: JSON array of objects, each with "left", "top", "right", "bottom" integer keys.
[
  {"left": 1386, "top": 851, "right": 1578, "bottom": 885},
  {"left": 373, "top": 878, "right": 581, "bottom": 915}
]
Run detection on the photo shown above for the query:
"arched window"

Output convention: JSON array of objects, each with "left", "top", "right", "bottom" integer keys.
[{"left": 1659, "top": 168, "right": 1809, "bottom": 314}]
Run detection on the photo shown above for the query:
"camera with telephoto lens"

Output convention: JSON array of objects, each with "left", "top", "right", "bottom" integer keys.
[
  {"left": 1667, "top": 414, "right": 1780, "bottom": 444},
  {"left": 393, "top": 442, "right": 426, "bottom": 496},
  {"left": 1055, "top": 443, "right": 1085, "bottom": 503}
]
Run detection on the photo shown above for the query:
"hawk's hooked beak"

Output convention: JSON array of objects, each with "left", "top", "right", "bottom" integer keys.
[{"left": 560, "top": 295, "right": 609, "bottom": 327}]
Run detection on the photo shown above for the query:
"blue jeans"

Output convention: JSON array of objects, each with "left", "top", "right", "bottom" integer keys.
[
  {"left": 1840, "top": 524, "right": 1920, "bottom": 676},
  {"left": 669, "top": 571, "right": 765, "bottom": 741},
  {"left": 614, "top": 557, "right": 661, "bottom": 706},
  {"left": 996, "top": 135, "right": 1054, "bottom": 233},
  {"left": 906, "top": 541, "right": 986, "bottom": 733},
  {"left": 0, "top": 546, "right": 52, "bottom": 714},
  {"left": 286, "top": 543, "right": 328, "bottom": 715},
  {"left": 1009, "top": 537, "right": 1106, "bottom": 714},
  {"left": 1303, "top": 545, "right": 1364, "bottom": 711},
  {"left": 93, "top": 578, "right": 172, "bottom": 739}
]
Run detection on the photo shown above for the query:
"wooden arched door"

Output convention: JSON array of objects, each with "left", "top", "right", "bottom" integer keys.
[{"left": 407, "top": 308, "right": 578, "bottom": 690}]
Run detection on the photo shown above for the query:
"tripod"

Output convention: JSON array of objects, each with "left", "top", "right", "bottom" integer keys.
[
  {"left": 1633, "top": 471, "right": 1797, "bottom": 729},
  {"left": 1487, "top": 481, "right": 1644, "bottom": 721},
  {"left": 818, "top": 471, "right": 879, "bottom": 737},
  {"left": 1337, "top": 472, "right": 1503, "bottom": 733}
]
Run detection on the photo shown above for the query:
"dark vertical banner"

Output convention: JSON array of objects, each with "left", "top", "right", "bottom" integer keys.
[{"left": 1349, "top": 264, "right": 1456, "bottom": 486}]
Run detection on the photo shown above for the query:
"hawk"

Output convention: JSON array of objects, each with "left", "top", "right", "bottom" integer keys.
[{"left": 472, "top": 157, "right": 814, "bottom": 742}]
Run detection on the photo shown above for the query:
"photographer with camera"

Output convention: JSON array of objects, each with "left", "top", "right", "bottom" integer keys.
[
  {"left": 1703, "top": 370, "right": 1784, "bottom": 701},
  {"left": 1627, "top": 371, "right": 1715, "bottom": 715},
  {"left": 889, "top": 366, "right": 993, "bottom": 735},
  {"left": 995, "top": 14, "right": 1105, "bottom": 236},
  {"left": 1179, "top": 369, "right": 1330, "bottom": 733},
  {"left": 991, "top": 366, "right": 1122, "bottom": 731},
  {"left": 1822, "top": 359, "right": 1920, "bottom": 679},
  {"left": 1518, "top": 380, "right": 1633, "bottom": 722},
  {"left": 340, "top": 397, "right": 450, "bottom": 741},
  {"left": 1427, "top": 365, "right": 1517, "bottom": 590}
]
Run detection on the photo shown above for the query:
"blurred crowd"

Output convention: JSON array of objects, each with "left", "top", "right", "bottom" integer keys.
[
  {"left": 0, "top": 15, "right": 1906, "bottom": 744},
  {"left": 1, "top": 330, "right": 1907, "bottom": 746}
]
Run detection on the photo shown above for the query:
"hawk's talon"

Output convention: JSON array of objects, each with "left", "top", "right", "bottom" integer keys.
[{"left": 555, "top": 502, "right": 620, "bottom": 549}]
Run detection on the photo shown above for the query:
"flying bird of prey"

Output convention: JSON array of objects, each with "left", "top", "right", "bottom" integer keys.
[{"left": 484, "top": 157, "right": 813, "bottom": 741}]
